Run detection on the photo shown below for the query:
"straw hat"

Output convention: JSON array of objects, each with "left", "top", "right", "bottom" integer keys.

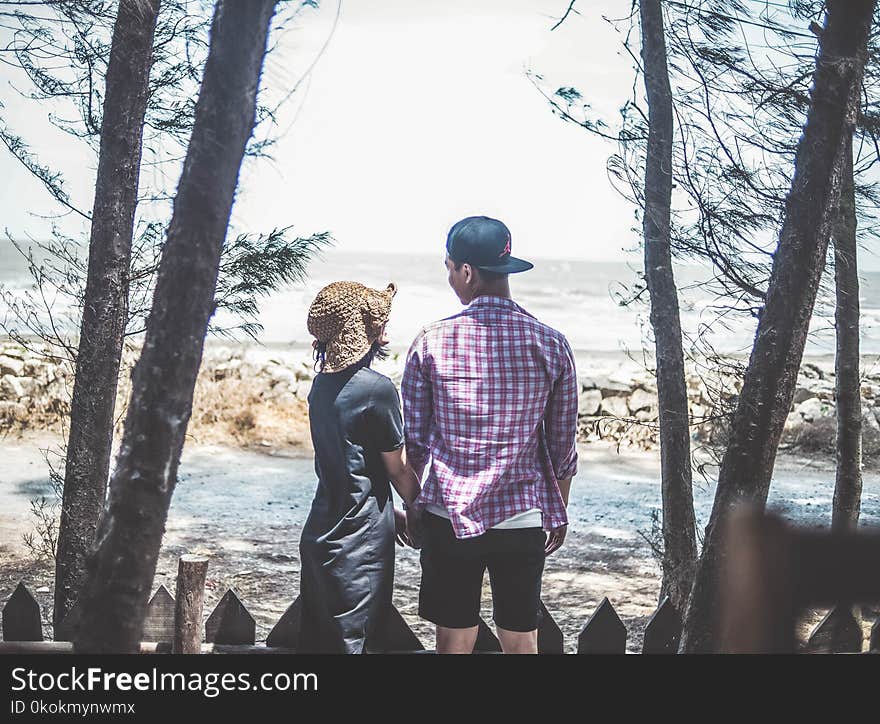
[{"left": 307, "top": 281, "right": 397, "bottom": 373}]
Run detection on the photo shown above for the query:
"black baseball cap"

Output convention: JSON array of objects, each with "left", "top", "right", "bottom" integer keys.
[{"left": 445, "top": 216, "right": 534, "bottom": 274}]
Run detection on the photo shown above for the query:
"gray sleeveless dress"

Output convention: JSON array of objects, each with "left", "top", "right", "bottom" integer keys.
[{"left": 297, "top": 360, "right": 405, "bottom": 653}]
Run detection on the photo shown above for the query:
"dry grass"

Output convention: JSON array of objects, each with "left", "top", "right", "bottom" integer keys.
[{"left": 186, "top": 368, "right": 311, "bottom": 451}]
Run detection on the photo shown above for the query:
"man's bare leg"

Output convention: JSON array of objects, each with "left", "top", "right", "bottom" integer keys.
[
  {"left": 436, "top": 625, "right": 479, "bottom": 654},
  {"left": 497, "top": 627, "right": 538, "bottom": 654}
]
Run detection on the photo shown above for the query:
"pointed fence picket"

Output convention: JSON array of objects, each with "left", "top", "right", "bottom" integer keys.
[{"left": 2, "top": 553, "right": 879, "bottom": 654}]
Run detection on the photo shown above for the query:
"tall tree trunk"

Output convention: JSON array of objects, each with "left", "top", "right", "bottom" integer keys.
[
  {"left": 73, "top": 0, "right": 277, "bottom": 654},
  {"left": 832, "top": 132, "right": 862, "bottom": 533},
  {"left": 639, "top": 0, "right": 697, "bottom": 613},
  {"left": 679, "top": 0, "right": 875, "bottom": 653},
  {"left": 54, "top": 0, "right": 160, "bottom": 632}
]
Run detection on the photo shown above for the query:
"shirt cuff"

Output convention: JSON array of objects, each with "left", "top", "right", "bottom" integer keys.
[{"left": 554, "top": 458, "right": 578, "bottom": 481}]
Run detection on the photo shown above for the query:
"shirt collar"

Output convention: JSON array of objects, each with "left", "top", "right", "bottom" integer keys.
[
  {"left": 467, "top": 295, "right": 518, "bottom": 309},
  {"left": 466, "top": 295, "right": 536, "bottom": 320}
]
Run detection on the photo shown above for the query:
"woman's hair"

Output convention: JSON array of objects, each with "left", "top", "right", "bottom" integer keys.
[{"left": 313, "top": 340, "right": 388, "bottom": 373}]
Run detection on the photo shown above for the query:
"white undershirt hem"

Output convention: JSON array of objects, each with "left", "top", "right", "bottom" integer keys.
[{"left": 424, "top": 503, "right": 543, "bottom": 530}]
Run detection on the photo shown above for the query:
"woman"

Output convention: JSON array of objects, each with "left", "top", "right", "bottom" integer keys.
[{"left": 298, "top": 281, "right": 422, "bottom": 653}]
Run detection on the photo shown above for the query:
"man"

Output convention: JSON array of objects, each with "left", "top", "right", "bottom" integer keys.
[{"left": 401, "top": 215, "right": 579, "bottom": 654}]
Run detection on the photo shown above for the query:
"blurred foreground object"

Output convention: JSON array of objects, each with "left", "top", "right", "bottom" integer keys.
[{"left": 719, "top": 506, "right": 880, "bottom": 653}]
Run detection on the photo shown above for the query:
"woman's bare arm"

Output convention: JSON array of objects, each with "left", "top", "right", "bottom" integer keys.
[{"left": 381, "top": 446, "right": 421, "bottom": 505}]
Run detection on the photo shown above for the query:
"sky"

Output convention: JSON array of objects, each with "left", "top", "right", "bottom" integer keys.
[
  {"left": 3, "top": 1, "right": 874, "bottom": 273},
  {"left": 0, "top": 0, "right": 642, "bottom": 264}
]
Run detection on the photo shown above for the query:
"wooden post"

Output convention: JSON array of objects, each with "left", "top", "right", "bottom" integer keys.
[
  {"left": 577, "top": 598, "right": 626, "bottom": 654},
  {"left": 173, "top": 555, "right": 208, "bottom": 654},
  {"left": 642, "top": 597, "right": 681, "bottom": 654},
  {"left": 474, "top": 618, "right": 502, "bottom": 653},
  {"left": 2, "top": 582, "right": 43, "bottom": 642},
  {"left": 871, "top": 616, "right": 880, "bottom": 652},
  {"left": 804, "top": 605, "right": 863, "bottom": 653},
  {"left": 267, "top": 596, "right": 301, "bottom": 649},
  {"left": 537, "top": 600, "right": 564, "bottom": 654},
  {"left": 206, "top": 590, "right": 255, "bottom": 646},
  {"left": 143, "top": 586, "right": 175, "bottom": 643}
]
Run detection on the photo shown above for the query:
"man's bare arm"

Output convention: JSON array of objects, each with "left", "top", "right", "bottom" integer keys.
[{"left": 556, "top": 477, "right": 572, "bottom": 507}]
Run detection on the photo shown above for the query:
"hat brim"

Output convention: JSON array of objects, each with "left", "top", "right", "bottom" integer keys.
[{"left": 474, "top": 256, "right": 534, "bottom": 274}]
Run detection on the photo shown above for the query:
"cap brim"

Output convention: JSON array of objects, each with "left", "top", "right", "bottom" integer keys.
[{"left": 475, "top": 256, "right": 534, "bottom": 274}]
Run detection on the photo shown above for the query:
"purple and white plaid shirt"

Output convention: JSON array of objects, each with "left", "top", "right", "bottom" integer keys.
[{"left": 401, "top": 295, "right": 579, "bottom": 539}]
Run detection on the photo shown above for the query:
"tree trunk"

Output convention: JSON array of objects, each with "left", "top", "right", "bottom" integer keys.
[
  {"left": 639, "top": 0, "right": 697, "bottom": 613},
  {"left": 832, "top": 132, "right": 862, "bottom": 533},
  {"left": 679, "top": 0, "right": 875, "bottom": 653},
  {"left": 73, "top": 0, "right": 277, "bottom": 654},
  {"left": 54, "top": 0, "right": 161, "bottom": 632}
]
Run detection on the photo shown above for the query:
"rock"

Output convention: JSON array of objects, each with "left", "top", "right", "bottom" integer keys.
[
  {"left": 578, "top": 389, "right": 602, "bottom": 416},
  {"left": 796, "top": 397, "right": 831, "bottom": 423},
  {"left": 268, "top": 367, "right": 298, "bottom": 389},
  {"left": 295, "top": 363, "right": 315, "bottom": 382},
  {"left": 783, "top": 410, "right": 802, "bottom": 432},
  {"left": 592, "top": 375, "right": 631, "bottom": 397},
  {"left": 792, "top": 386, "right": 815, "bottom": 405},
  {"left": 862, "top": 408, "right": 880, "bottom": 432},
  {"left": 0, "top": 375, "right": 27, "bottom": 400},
  {"left": 45, "top": 378, "right": 67, "bottom": 400},
  {"left": 578, "top": 376, "right": 598, "bottom": 391},
  {"left": 275, "top": 392, "right": 298, "bottom": 407},
  {"left": 41, "top": 363, "right": 59, "bottom": 382},
  {"left": 17, "top": 376, "right": 37, "bottom": 396},
  {"left": 801, "top": 362, "right": 825, "bottom": 380},
  {"left": 0, "top": 346, "right": 25, "bottom": 360},
  {"left": 635, "top": 409, "right": 655, "bottom": 422},
  {"left": 0, "top": 355, "right": 25, "bottom": 376},
  {"left": 212, "top": 359, "right": 242, "bottom": 380},
  {"left": 627, "top": 388, "right": 656, "bottom": 414},
  {"left": 600, "top": 395, "right": 630, "bottom": 419},
  {"left": 294, "top": 380, "right": 311, "bottom": 402},
  {"left": 812, "top": 380, "right": 836, "bottom": 401}
]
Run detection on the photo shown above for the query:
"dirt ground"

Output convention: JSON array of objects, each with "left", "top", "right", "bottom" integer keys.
[{"left": 1, "top": 431, "right": 878, "bottom": 652}]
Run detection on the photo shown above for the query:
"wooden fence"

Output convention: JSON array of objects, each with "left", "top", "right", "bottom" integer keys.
[{"left": 1, "top": 548, "right": 878, "bottom": 653}]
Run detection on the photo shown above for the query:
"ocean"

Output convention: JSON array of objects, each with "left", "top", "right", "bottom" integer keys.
[{"left": 3, "top": 241, "right": 880, "bottom": 358}]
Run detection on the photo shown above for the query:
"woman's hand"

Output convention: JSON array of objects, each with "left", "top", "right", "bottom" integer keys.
[{"left": 394, "top": 507, "right": 412, "bottom": 547}]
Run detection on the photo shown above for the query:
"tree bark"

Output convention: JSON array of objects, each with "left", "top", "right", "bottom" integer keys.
[
  {"left": 832, "top": 132, "right": 862, "bottom": 533},
  {"left": 639, "top": 0, "right": 697, "bottom": 613},
  {"left": 679, "top": 0, "right": 875, "bottom": 653},
  {"left": 54, "top": 0, "right": 161, "bottom": 632},
  {"left": 73, "top": 0, "right": 277, "bottom": 654}
]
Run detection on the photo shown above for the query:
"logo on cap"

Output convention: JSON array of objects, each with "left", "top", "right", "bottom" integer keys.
[{"left": 499, "top": 235, "right": 511, "bottom": 258}]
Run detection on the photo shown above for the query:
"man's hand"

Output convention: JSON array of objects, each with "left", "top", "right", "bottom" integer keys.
[
  {"left": 545, "top": 524, "right": 567, "bottom": 555},
  {"left": 405, "top": 507, "right": 423, "bottom": 549},
  {"left": 394, "top": 508, "right": 412, "bottom": 547}
]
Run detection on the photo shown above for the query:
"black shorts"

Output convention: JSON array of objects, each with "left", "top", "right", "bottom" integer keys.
[{"left": 417, "top": 512, "right": 545, "bottom": 632}]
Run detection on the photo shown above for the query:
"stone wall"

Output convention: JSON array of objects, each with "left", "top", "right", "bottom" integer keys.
[{"left": 2, "top": 340, "right": 876, "bottom": 457}]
